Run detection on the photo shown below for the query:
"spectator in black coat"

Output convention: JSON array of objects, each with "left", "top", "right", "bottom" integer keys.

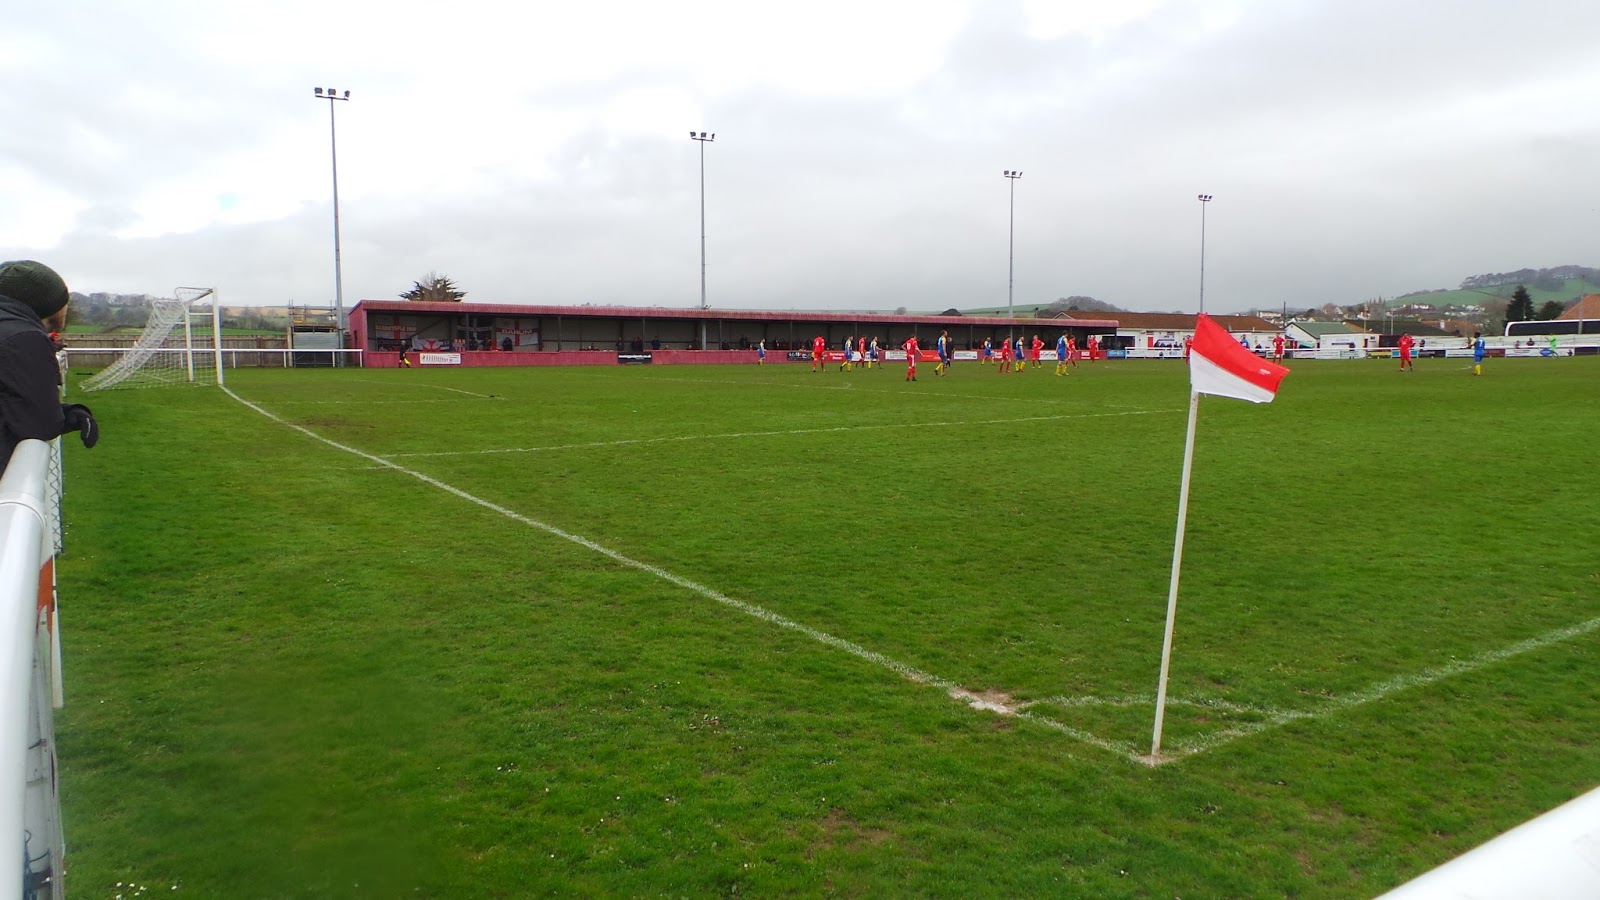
[{"left": 0, "top": 261, "right": 99, "bottom": 465}]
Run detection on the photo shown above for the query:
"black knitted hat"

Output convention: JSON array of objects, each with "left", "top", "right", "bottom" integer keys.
[{"left": 0, "top": 260, "right": 70, "bottom": 318}]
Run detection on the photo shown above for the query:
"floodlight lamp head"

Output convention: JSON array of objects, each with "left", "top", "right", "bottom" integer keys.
[
  {"left": 1198, "top": 193, "right": 1213, "bottom": 202},
  {"left": 343, "top": 90, "right": 350, "bottom": 98},
  {"left": 314, "top": 87, "right": 323, "bottom": 96}
]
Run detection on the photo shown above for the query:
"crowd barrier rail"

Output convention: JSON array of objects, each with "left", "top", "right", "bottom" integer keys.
[{"left": 1, "top": 439, "right": 64, "bottom": 900}]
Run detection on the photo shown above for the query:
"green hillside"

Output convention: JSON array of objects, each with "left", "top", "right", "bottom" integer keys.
[
  {"left": 941, "top": 277, "right": 1599, "bottom": 319},
  {"left": 1390, "top": 278, "right": 1599, "bottom": 311},
  {"left": 957, "top": 305, "right": 1057, "bottom": 317}
]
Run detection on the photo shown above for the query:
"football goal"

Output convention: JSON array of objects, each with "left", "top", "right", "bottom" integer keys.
[{"left": 80, "top": 287, "right": 224, "bottom": 391}]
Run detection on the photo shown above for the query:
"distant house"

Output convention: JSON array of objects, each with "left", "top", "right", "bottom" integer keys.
[
  {"left": 1557, "top": 294, "right": 1600, "bottom": 320},
  {"left": 1285, "top": 320, "right": 1374, "bottom": 350}
]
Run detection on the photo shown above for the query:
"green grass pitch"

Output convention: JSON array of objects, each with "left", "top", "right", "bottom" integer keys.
[{"left": 55, "top": 355, "right": 1599, "bottom": 897}]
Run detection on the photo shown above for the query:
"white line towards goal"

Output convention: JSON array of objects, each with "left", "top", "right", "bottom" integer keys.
[{"left": 80, "top": 287, "right": 224, "bottom": 391}]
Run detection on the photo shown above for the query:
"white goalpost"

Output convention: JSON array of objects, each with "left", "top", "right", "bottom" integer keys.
[{"left": 80, "top": 287, "right": 225, "bottom": 391}]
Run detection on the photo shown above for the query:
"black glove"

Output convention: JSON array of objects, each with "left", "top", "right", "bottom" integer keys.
[{"left": 62, "top": 404, "right": 98, "bottom": 449}]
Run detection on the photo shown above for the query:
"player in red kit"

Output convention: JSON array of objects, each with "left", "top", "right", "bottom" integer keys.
[
  {"left": 1272, "top": 332, "right": 1286, "bottom": 362},
  {"left": 1030, "top": 335, "right": 1044, "bottom": 368},
  {"left": 811, "top": 335, "right": 827, "bottom": 372},
  {"left": 1397, "top": 332, "right": 1415, "bottom": 371},
  {"left": 903, "top": 335, "right": 920, "bottom": 381},
  {"left": 997, "top": 337, "right": 1012, "bottom": 373}
]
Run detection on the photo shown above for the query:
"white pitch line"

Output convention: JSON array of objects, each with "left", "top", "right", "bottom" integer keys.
[
  {"left": 382, "top": 408, "right": 1178, "bottom": 459},
  {"left": 1163, "top": 613, "right": 1600, "bottom": 760},
  {"left": 565, "top": 369, "right": 1085, "bottom": 406},
  {"left": 411, "top": 382, "right": 496, "bottom": 398},
  {"left": 1020, "top": 613, "right": 1600, "bottom": 765},
  {"left": 259, "top": 381, "right": 498, "bottom": 404},
  {"left": 1026, "top": 694, "right": 1289, "bottom": 716},
  {"left": 260, "top": 397, "right": 498, "bottom": 405},
  {"left": 1016, "top": 711, "right": 1147, "bottom": 763},
  {"left": 222, "top": 386, "right": 1075, "bottom": 750}
]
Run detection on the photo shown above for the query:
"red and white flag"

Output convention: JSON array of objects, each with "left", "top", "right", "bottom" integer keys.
[{"left": 1188, "top": 314, "right": 1289, "bottom": 403}]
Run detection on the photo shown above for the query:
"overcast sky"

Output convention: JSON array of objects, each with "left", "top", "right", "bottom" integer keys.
[{"left": 5, "top": 0, "right": 1599, "bottom": 314}]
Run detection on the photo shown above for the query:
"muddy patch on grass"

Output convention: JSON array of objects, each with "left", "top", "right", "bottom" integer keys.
[{"left": 950, "top": 687, "right": 1020, "bottom": 716}]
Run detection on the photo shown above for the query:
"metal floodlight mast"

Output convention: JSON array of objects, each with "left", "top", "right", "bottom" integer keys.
[
  {"left": 1005, "top": 170, "right": 1022, "bottom": 340},
  {"left": 1197, "top": 194, "right": 1213, "bottom": 314},
  {"left": 313, "top": 87, "right": 351, "bottom": 350},
  {"left": 690, "top": 131, "right": 715, "bottom": 314},
  {"left": 690, "top": 131, "right": 716, "bottom": 351}
]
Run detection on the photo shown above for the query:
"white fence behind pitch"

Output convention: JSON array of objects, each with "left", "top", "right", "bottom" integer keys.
[{"left": 64, "top": 347, "right": 363, "bottom": 370}]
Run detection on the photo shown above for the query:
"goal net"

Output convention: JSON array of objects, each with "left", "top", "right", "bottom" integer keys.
[{"left": 80, "top": 287, "right": 223, "bottom": 391}]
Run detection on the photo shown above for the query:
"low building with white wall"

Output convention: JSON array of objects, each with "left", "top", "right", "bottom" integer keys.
[{"left": 1056, "top": 311, "right": 1281, "bottom": 358}]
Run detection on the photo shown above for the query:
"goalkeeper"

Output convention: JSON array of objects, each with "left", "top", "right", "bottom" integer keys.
[{"left": 0, "top": 260, "right": 100, "bottom": 464}]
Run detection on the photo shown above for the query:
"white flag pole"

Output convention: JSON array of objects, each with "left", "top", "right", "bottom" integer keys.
[{"left": 1150, "top": 388, "right": 1201, "bottom": 760}]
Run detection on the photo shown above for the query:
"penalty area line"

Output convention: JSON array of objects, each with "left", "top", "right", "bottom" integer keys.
[
  {"left": 564, "top": 369, "right": 1091, "bottom": 406},
  {"left": 410, "top": 383, "right": 495, "bottom": 398},
  {"left": 260, "top": 397, "right": 499, "bottom": 405},
  {"left": 222, "top": 385, "right": 1137, "bottom": 758},
  {"left": 383, "top": 408, "right": 1179, "bottom": 459}
]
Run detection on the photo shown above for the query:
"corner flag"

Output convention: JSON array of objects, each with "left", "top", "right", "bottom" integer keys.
[
  {"left": 1189, "top": 314, "right": 1288, "bottom": 403},
  {"left": 1149, "top": 314, "right": 1290, "bottom": 762}
]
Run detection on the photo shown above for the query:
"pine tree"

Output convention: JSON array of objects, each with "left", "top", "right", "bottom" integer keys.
[
  {"left": 1504, "top": 285, "right": 1535, "bottom": 327},
  {"left": 401, "top": 272, "right": 467, "bottom": 302}
]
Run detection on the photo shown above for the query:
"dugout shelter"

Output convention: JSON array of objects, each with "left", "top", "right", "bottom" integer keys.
[{"left": 350, "top": 300, "right": 1117, "bottom": 366}]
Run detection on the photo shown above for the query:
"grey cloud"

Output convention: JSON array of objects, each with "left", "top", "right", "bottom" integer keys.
[{"left": 9, "top": 0, "right": 1600, "bottom": 313}]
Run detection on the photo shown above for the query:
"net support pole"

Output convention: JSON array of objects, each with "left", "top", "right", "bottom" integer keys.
[
  {"left": 211, "top": 289, "right": 225, "bottom": 388},
  {"left": 183, "top": 304, "right": 196, "bottom": 384},
  {"left": 1150, "top": 389, "right": 1201, "bottom": 760}
]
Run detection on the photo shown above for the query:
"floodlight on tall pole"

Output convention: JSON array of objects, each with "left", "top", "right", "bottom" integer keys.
[
  {"left": 313, "top": 87, "right": 351, "bottom": 345},
  {"left": 1005, "top": 170, "right": 1023, "bottom": 340},
  {"left": 690, "top": 132, "right": 715, "bottom": 311},
  {"left": 1197, "top": 194, "right": 1213, "bottom": 314},
  {"left": 690, "top": 131, "right": 715, "bottom": 351}
]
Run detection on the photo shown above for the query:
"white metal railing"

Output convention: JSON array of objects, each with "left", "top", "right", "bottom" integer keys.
[
  {"left": 1, "top": 440, "right": 64, "bottom": 900},
  {"left": 1377, "top": 785, "right": 1600, "bottom": 899}
]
